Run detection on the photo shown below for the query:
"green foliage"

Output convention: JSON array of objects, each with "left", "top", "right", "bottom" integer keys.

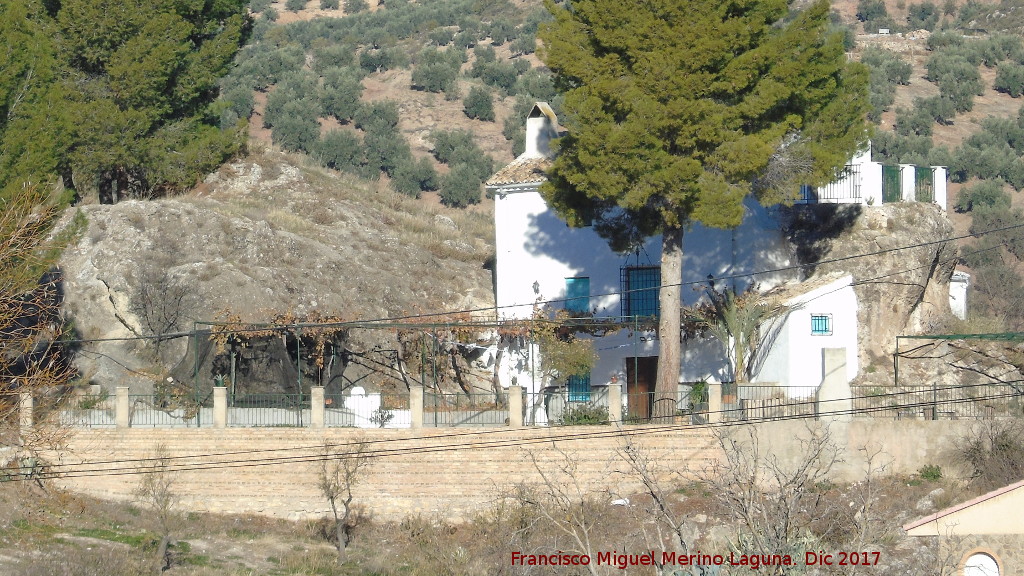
[
  {"left": 439, "top": 164, "right": 483, "bottom": 207},
  {"left": 312, "top": 45, "right": 356, "bottom": 74},
  {"left": 556, "top": 403, "right": 609, "bottom": 426},
  {"left": 856, "top": 0, "right": 888, "bottom": 22},
  {"left": 411, "top": 48, "right": 461, "bottom": 93},
  {"left": 926, "top": 30, "right": 964, "bottom": 51},
  {"left": 917, "top": 464, "right": 942, "bottom": 481},
  {"left": 271, "top": 102, "right": 321, "bottom": 153},
  {"left": 344, "top": 0, "right": 369, "bottom": 13},
  {"left": 976, "top": 34, "right": 1024, "bottom": 67},
  {"left": 510, "top": 33, "right": 536, "bottom": 56},
  {"left": 894, "top": 106, "right": 933, "bottom": 137},
  {"left": 320, "top": 0, "right": 340, "bottom": 9},
  {"left": 321, "top": 67, "right": 364, "bottom": 122},
  {"left": 862, "top": 47, "right": 913, "bottom": 85},
  {"left": 927, "top": 47, "right": 984, "bottom": 113},
  {"left": 954, "top": 180, "right": 1010, "bottom": 213},
  {"left": 360, "top": 48, "right": 402, "bottom": 73},
  {"left": 907, "top": 2, "right": 939, "bottom": 31},
  {"left": 286, "top": 0, "right": 307, "bottom": 12},
  {"left": 315, "top": 129, "right": 364, "bottom": 173},
  {"left": 463, "top": 86, "right": 495, "bottom": 121},
  {"left": 428, "top": 27, "right": 455, "bottom": 46},
  {"left": 232, "top": 45, "right": 306, "bottom": 90},
  {"left": 539, "top": 0, "right": 869, "bottom": 235},
  {"left": 354, "top": 100, "right": 400, "bottom": 131},
  {"left": 873, "top": 131, "right": 932, "bottom": 165},
  {"left": 995, "top": 62, "right": 1024, "bottom": 98},
  {"left": 250, "top": 0, "right": 272, "bottom": 11},
  {"left": 916, "top": 95, "right": 957, "bottom": 125},
  {"left": 488, "top": 18, "right": 516, "bottom": 45},
  {"left": 390, "top": 156, "right": 438, "bottom": 197},
  {"left": 263, "top": 70, "right": 321, "bottom": 128},
  {"left": 514, "top": 69, "right": 556, "bottom": 102},
  {"left": 363, "top": 124, "right": 413, "bottom": 176}
]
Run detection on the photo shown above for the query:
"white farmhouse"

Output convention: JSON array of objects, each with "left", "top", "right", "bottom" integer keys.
[{"left": 486, "top": 103, "right": 946, "bottom": 423}]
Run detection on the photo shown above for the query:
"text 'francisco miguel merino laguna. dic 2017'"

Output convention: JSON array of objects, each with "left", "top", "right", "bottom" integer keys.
[{"left": 510, "top": 550, "right": 882, "bottom": 571}]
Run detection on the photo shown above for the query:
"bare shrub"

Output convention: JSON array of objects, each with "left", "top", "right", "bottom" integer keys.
[
  {"left": 130, "top": 261, "right": 198, "bottom": 356},
  {"left": 957, "top": 419, "right": 1024, "bottom": 490},
  {"left": 132, "top": 444, "right": 180, "bottom": 572},
  {"left": 705, "top": 424, "right": 840, "bottom": 572},
  {"left": 316, "top": 438, "right": 375, "bottom": 563}
]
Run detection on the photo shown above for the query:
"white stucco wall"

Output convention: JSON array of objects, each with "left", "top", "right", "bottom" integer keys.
[
  {"left": 754, "top": 276, "right": 860, "bottom": 395},
  {"left": 493, "top": 190, "right": 799, "bottom": 319}
]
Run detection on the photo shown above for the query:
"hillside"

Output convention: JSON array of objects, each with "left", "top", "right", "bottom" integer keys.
[{"left": 60, "top": 145, "right": 495, "bottom": 393}]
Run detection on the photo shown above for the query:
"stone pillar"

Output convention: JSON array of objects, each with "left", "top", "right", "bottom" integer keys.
[
  {"left": 115, "top": 386, "right": 130, "bottom": 429},
  {"left": 707, "top": 382, "right": 722, "bottom": 424},
  {"left": 310, "top": 386, "right": 325, "bottom": 429},
  {"left": 816, "top": 348, "right": 851, "bottom": 422},
  {"left": 213, "top": 387, "right": 227, "bottom": 429},
  {"left": 607, "top": 384, "right": 622, "bottom": 426},
  {"left": 509, "top": 386, "right": 523, "bottom": 427},
  {"left": 410, "top": 386, "right": 423, "bottom": 429},
  {"left": 19, "top": 392, "right": 33, "bottom": 436}
]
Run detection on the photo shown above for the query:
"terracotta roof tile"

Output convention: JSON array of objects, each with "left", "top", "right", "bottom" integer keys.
[{"left": 485, "top": 156, "right": 552, "bottom": 187}]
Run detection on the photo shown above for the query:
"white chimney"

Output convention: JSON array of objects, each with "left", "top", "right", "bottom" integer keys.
[{"left": 523, "top": 102, "right": 558, "bottom": 159}]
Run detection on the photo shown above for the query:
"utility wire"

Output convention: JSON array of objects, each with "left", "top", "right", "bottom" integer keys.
[
  {"left": 16, "top": 380, "right": 1024, "bottom": 482},
  {"left": 52, "top": 221, "right": 1024, "bottom": 346}
]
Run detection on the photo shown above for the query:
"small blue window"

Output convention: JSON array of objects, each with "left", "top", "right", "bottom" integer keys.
[
  {"left": 565, "top": 277, "right": 590, "bottom": 314},
  {"left": 811, "top": 314, "right": 832, "bottom": 336},
  {"left": 568, "top": 373, "right": 591, "bottom": 402}
]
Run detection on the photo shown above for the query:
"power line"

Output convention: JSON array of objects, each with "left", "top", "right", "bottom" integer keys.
[
  {"left": 51, "top": 220, "right": 1024, "bottom": 346},
  {"left": 16, "top": 380, "right": 1024, "bottom": 482}
]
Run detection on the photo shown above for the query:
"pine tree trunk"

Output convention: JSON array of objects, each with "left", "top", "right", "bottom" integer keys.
[{"left": 654, "top": 226, "right": 683, "bottom": 421}]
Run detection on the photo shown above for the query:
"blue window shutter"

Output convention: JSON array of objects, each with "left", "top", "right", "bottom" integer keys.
[
  {"left": 568, "top": 373, "right": 591, "bottom": 402},
  {"left": 565, "top": 277, "right": 590, "bottom": 313}
]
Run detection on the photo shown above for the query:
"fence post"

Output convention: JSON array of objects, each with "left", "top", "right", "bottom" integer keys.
[
  {"left": 116, "top": 387, "right": 130, "bottom": 428},
  {"left": 410, "top": 386, "right": 423, "bottom": 429},
  {"left": 310, "top": 386, "right": 325, "bottom": 429},
  {"left": 817, "top": 348, "right": 851, "bottom": 422},
  {"left": 707, "top": 382, "right": 722, "bottom": 424},
  {"left": 213, "top": 387, "right": 227, "bottom": 429},
  {"left": 607, "top": 384, "right": 622, "bottom": 426},
  {"left": 19, "top": 392, "right": 33, "bottom": 438},
  {"left": 509, "top": 386, "right": 523, "bottom": 427}
]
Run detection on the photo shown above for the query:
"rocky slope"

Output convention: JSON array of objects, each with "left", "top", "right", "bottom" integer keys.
[
  {"left": 784, "top": 202, "right": 958, "bottom": 378},
  {"left": 59, "top": 147, "right": 495, "bottom": 392}
]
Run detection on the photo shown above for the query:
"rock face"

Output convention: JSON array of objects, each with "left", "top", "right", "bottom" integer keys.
[
  {"left": 784, "top": 202, "right": 957, "bottom": 371},
  {"left": 59, "top": 151, "right": 495, "bottom": 393}
]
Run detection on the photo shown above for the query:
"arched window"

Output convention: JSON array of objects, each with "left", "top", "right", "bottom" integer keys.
[{"left": 963, "top": 552, "right": 1000, "bottom": 576}]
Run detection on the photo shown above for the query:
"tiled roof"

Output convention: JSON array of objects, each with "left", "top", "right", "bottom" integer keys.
[
  {"left": 903, "top": 478, "right": 1024, "bottom": 533},
  {"left": 485, "top": 156, "right": 552, "bottom": 187}
]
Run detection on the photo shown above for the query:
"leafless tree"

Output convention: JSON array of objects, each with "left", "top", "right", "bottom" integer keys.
[
  {"left": 131, "top": 261, "right": 198, "bottom": 357},
  {"left": 133, "top": 443, "right": 180, "bottom": 573},
  {"left": 521, "top": 446, "right": 604, "bottom": 576},
  {"left": 1, "top": 185, "right": 77, "bottom": 461},
  {"left": 704, "top": 423, "right": 840, "bottom": 575},
  {"left": 616, "top": 434, "right": 691, "bottom": 575},
  {"left": 956, "top": 418, "right": 1024, "bottom": 491},
  {"left": 317, "top": 437, "right": 375, "bottom": 563}
]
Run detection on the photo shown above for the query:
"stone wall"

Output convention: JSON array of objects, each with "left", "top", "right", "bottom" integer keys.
[
  {"left": 39, "top": 419, "right": 982, "bottom": 522},
  {"left": 46, "top": 426, "right": 720, "bottom": 522}
]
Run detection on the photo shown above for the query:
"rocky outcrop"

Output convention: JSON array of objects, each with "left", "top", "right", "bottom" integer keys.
[
  {"left": 784, "top": 202, "right": 957, "bottom": 370},
  {"left": 58, "top": 151, "right": 495, "bottom": 393}
]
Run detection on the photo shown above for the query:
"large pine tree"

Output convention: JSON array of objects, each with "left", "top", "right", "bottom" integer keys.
[{"left": 538, "top": 0, "right": 870, "bottom": 418}]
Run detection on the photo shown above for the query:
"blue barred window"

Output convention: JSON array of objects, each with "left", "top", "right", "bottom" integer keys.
[{"left": 811, "top": 314, "right": 832, "bottom": 336}]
